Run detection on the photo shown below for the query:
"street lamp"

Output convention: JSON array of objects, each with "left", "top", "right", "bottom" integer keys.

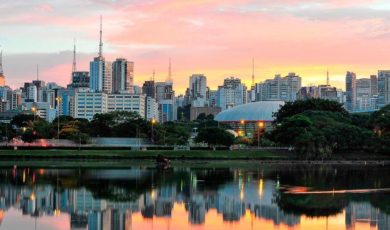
[
  {"left": 257, "top": 121, "right": 265, "bottom": 148},
  {"left": 240, "top": 120, "right": 246, "bottom": 136},
  {"left": 151, "top": 118, "right": 156, "bottom": 144},
  {"left": 31, "top": 107, "right": 36, "bottom": 121}
]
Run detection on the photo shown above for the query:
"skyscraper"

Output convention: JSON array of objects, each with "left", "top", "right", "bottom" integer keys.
[
  {"left": 216, "top": 77, "right": 247, "bottom": 110},
  {"left": 255, "top": 73, "right": 301, "bottom": 102},
  {"left": 0, "top": 50, "right": 6, "bottom": 87},
  {"left": 142, "top": 80, "right": 155, "bottom": 98},
  {"left": 89, "top": 16, "right": 112, "bottom": 93},
  {"left": 189, "top": 74, "right": 207, "bottom": 107},
  {"left": 370, "top": 75, "right": 378, "bottom": 96},
  {"left": 346, "top": 71, "right": 357, "bottom": 111},
  {"left": 112, "top": 58, "right": 134, "bottom": 94},
  {"left": 356, "top": 78, "right": 372, "bottom": 111},
  {"left": 378, "top": 70, "right": 390, "bottom": 108}
]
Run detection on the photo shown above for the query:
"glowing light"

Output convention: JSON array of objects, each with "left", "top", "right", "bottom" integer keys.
[
  {"left": 54, "top": 209, "right": 61, "bottom": 216},
  {"left": 30, "top": 192, "right": 35, "bottom": 201},
  {"left": 258, "top": 179, "right": 263, "bottom": 198},
  {"left": 151, "top": 189, "right": 156, "bottom": 200},
  {"left": 258, "top": 122, "right": 264, "bottom": 128}
]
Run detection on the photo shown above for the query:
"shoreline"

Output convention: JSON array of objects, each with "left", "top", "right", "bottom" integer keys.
[{"left": 0, "top": 149, "right": 388, "bottom": 167}]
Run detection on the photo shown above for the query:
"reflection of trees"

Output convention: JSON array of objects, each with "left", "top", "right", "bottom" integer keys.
[
  {"left": 276, "top": 193, "right": 347, "bottom": 217},
  {"left": 370, "top": 194, "right": 390, "bottom": 215},
  {"left": 264, "top": 164, "right": 390, "bottom": 217},
  {"left": 1, "top": 168, "right": 234, "bottom": 203}
]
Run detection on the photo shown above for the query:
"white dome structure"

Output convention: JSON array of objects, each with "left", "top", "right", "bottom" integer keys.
[
  {"left": 215, "top": 101, "right": 284, "bottom": 122},
  {"left": 214, "top": 101, "right": 284, "bottom": 137}
]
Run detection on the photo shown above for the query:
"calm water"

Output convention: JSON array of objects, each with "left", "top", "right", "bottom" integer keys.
[{"left": 0, "top": 164, "right": 389, "bottom": 230}]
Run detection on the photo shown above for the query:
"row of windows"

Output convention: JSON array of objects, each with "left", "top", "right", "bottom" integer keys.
[
  {"left": 108, "top": 108, "right": 139, "bottom": 110},
  {"left": 108, "top": 96, "right": 140, "bottom": 99}
]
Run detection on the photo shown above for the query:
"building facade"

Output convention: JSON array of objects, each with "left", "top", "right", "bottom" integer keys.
[
  {"left": 112, "top": 58, "right": 134, "bottom": 94},
  {"left": 378, "top": 70, "right": 390, "bottom": 108},
  {"left": 346, "top": 71, "right": 357, "bottom": 111}
]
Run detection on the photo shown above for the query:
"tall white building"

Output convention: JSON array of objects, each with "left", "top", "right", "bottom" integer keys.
[
  {"left": 356, "top": 78, "right": 374, "bottom": 111},
  {"left": 145, "top": 96, "right": 159, "bottom": 121},
  {"left": 256, "top": 73, "right": 301, "bottom": 102},
  {"left": 216, "top": 77, "right": 247, "bottom": 111},
  {"left": 106, "top": 94, "right": 145, "bottom": 117},
  {"left": 74, "top": 88, "right": 107, "bottom": 120},
  {"left": 27, "top": 84, "right": 38, "bottom": 102},
  {"left": 74, "top": 89, "right": 146, "bottom": 120},
  {"left": 89, "top": 17, "right": 112, "bottom": 93},
  {"left": 90, "top": 57, "right": 112, "bottom": 93},
  {"left": 11, "top": 89, "right": 22, "bottom": 110}
]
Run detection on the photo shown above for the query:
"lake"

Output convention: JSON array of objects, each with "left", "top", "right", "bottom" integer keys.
[{"left": 0, "top": 163, "right": 389, "bottom": 230}]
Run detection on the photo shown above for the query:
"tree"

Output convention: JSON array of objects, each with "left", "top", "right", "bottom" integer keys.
[
  {"left": 367, "top": 105, "right": 390, "bottom": 153},
  {"left": 11, "top": 114, "right": 40, "bottom": 128},
  {"left": 271, "top": 111, "right": 371, "bottom": 159},
  {"left": 274, "top": 98, "right": 348, "bottom": 123},
  {"left": 195, "top": 127, "right": 235, "bottom": 147},
  {"left": 89, "top": 111, "right": 151, "bottom": 138}
]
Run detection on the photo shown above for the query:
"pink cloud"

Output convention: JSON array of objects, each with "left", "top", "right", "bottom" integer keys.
[{"left": 1, "top": 0, "right": 390, "bottom": 92}]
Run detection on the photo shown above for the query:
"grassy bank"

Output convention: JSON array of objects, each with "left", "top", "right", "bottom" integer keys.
[
  {"left": 0, "top": 149, "right": 388, "bottom": 162},
  {"left": 0, "top": 149, "right": 290, "bottom": 160}
]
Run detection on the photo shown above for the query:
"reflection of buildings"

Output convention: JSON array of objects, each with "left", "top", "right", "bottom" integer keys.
[
  {"left": 346, "top": 202, "right": 390, "bottom": 230},
  {"left": 0, "top": 168, "right": 390, "bottom": 230}
]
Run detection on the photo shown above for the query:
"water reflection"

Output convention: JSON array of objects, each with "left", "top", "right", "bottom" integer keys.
[{"left": 0, "top": 165, "right": 388, "bottom": 229}]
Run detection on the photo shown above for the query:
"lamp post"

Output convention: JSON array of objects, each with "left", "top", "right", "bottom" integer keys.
[
  {"left": 151, "top": 118, "right": 156, "bottom": 144},
  {"left": 258, "top": 121, "right": 265, "bottom": 148},
  {"left": 240, "top": 120, "right": 246, "bottom": 136},
  {"left": 31, "top": 107, "right": 36, "bottom": 122}
]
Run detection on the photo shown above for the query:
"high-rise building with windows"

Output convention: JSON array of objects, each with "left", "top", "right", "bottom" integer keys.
[
  {"left": 378, "top": 70, "right": 390, "bottom": 108},
  {"left": 356, "top": 78, "right": 373, "bottom": 111},
  {"left": 155, "top": 82, "right": 176, "bottom": 122},
  {"left": 255, "top": 73, "right": 301, "bottom": 102},
  {"left": 216, "top": 77, "right": 247, "bottom": 111},
  {"left": 346, "top": 71, "right": 357, "bottom": 111},
  {"left": 189, "top": 74, "right": 207, "bottom": 107},
  {"left": 112, "top": 58, "right": 134, "bottom": 94},
  {"left": 142, "top": 81, "right": 155, "bottom": 99},
  {"left": 89, "top": 17, "right": 112, "bottom": 93},
  {"left": 371, "top": 75, "right": 378, "bottom": 96}
]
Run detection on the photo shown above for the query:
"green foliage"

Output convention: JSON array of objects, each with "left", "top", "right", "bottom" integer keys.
[
  {"left": 89, "top": 111, "right": 149, "bottom": 138},
  {"left": 11, "top": 114, "right": 40, "bottom": 128},
  {"left": 155, "top": 122, "right": 191, "bottom": 145},
  {"left": 274, "top": 98, "right": 348, "bottom": 123},
  {"left": 271, "top": 111, "right": 371, "bottom": 159},
  {"left": 367, "top": 105, "right": 390, "bottom": 153},
  {"left": 195, "top": 127, "right": 235, "bottom": 147}
]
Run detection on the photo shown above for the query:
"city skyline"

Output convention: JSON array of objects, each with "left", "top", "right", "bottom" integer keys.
[{"left": 2, "top": 1, "right": 390, "bottom": 93}]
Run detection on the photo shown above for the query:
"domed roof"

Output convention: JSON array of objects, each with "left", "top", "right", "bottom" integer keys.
[{"left": 215, "top": 101, "right": 284, "bottom": 122}]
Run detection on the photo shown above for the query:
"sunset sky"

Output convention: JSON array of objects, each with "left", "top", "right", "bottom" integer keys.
[{"left": 1, "top": 0, "right": 390, "bottom": 93}]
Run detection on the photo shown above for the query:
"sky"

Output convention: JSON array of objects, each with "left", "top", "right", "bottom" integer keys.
[{"left": 1, "top": 0, "right": 390, "bottom": 94}]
